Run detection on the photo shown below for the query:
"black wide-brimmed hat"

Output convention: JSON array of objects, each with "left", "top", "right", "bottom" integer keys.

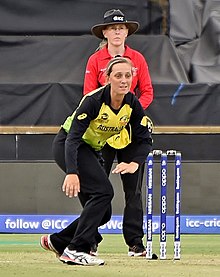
[{"left": 91, "top": 9, "right": 140, "bottom": 39}]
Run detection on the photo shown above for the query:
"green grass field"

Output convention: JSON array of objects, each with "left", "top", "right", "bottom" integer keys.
[{"left": 0, "top": 234, "right": 220, "bottom": 277}]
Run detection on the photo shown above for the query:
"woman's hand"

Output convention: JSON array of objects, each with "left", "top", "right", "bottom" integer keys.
[
  {"left": 62, "top": 174, "right": 80, "bottom": 198},
  {"left": 112, "top": 162, "right": 139, "bottom": 174}
]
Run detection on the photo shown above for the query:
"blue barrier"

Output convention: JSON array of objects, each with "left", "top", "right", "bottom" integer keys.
[{"left": 1, "top": 215, "right": 220, "bottom": 234}]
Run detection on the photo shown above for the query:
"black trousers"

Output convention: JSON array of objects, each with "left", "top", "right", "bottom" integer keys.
[
  {"left": 102, "top": 143, "right": 147, "bottom": 247},
  {"left": 50, "top": 129, "right": 114, "bottom": 254}
]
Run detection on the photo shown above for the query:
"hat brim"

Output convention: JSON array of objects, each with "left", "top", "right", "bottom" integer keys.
[{"left": 91, "top": 21, "right": 140, "bottom": 39}]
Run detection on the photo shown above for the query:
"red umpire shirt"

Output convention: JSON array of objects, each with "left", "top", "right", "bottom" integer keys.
[{"left": 83, "top": 45, "right": 153, "bottom": 110}]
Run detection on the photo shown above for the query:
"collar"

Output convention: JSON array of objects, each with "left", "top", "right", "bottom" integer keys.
[{"left": 98, "top": 45, "right": 134, "bottom": 61}]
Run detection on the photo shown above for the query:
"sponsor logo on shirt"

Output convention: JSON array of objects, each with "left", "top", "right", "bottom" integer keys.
[
  {"left": 97, "top": 113, "right": 109, "bottom": 123},
  {"left": 77, "top": 113, "right": 87, "bottom": 120},
  {"left": 119, "top": 115, "right": 129, "bottom": 126},
  {"left": 132, "top": 67, "right": 138, "bottom": 76},
  {"left": 97, "top": 125, "right": 123, "bottom": 132}
]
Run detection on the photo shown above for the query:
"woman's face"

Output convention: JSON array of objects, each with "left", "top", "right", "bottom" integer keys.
[
  {"left": 102, "top": 24, "right": 128, "bottom": 46},
  {"left": 107, "top": 62, "right": 132, "bottom": 96}
]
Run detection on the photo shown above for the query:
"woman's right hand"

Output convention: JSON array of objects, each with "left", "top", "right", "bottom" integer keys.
[{"left": 62, "top": 174, "right": 80, "bottom": 198}]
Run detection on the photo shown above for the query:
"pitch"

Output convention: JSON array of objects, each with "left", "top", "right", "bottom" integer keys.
[{"left": 0, "top": 234, "right": 220, "bottom": 277}]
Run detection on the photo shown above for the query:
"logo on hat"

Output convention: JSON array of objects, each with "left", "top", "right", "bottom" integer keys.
[{"left": 113, "top": 16, "right": 124, "bottom": 22}]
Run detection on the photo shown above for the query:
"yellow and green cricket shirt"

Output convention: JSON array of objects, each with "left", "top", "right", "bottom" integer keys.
[{"left": 62, "top": 85, "right": 152, "bottom": 174}]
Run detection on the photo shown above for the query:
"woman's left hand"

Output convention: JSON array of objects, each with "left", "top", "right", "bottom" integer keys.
[{"left": 112, "top": 162, "right": 139, "bottom": 174}]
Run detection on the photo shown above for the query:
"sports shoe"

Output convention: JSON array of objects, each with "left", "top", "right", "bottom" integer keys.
[
  {"left": 90, "top": 243, "right": 98, "bottom": 256},
  {"left": 128, "top": 245, "right": 146, "bottom": 257},
  {"left": 60, "top": 248, "right": 105, "bottom": 266},
  {"left": 40, "top": 235, "right": 60, "bottom": 257}
]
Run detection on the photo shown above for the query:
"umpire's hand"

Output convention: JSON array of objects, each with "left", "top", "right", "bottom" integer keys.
[{"left": 112, "top": 162, "right": 139, "bottom": 174}]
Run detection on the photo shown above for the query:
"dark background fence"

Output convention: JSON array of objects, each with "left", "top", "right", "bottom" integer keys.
[{"left": 0, "top": 0, "right": 220, "bottom": 216}]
